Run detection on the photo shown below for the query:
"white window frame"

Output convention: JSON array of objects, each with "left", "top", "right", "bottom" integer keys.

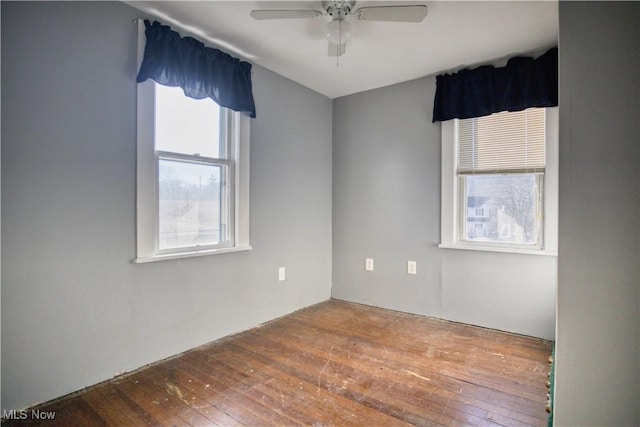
[
  {"left": 439, "top": 107, "right": 558, "bottom": 256},
  {"left": 134, "top": 20, "right": 251, "bottom": 263}
]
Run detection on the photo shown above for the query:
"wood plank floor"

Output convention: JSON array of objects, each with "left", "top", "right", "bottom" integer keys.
[{"left": 4, "top": 299, "right": 552, "bottom": 426}]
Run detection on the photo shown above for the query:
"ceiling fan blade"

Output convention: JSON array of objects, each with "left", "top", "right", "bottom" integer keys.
[
  {"left": 328, "top": 42, "right": 346, "bottom": 57},
  {"left": 355, "top": 5, "right": 427, "bottom": 23},
  {"left": 250, "top": 9, "right": 323, "bottom": 20}
]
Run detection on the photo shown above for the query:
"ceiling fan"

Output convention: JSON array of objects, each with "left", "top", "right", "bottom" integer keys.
[{"left": 250, "top": 1, "right": 428, "bottom": 57}]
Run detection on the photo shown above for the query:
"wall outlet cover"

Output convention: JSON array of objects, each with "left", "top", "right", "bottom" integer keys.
[
  {"left": 365, "top": 258, "right": 374, "bottom": 271},
  {"left": 408, "top": 261, "right": 417, "bottom": 275}
]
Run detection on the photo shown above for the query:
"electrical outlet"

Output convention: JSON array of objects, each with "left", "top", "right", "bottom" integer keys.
[
  {"left": 278, "top": 267, "right": 286, "bottom": 281},
  {"left": 408, "top": 261, "right": 417, "bottom": 275},
  {"left": 365, "top": 258, "right": 374, "bottom": 271}
]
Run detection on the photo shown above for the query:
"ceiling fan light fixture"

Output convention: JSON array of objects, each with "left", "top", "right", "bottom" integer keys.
[{"left": 325, "top": 19, "right": 351, "bottom": 45}]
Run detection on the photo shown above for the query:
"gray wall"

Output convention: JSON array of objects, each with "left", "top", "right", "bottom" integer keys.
[
  {"left": 1, "top": 1, "right": 332, "bottom": 411},
  {"left": 332, "top": 78, "right": 557, "bottom": 340},
  {"left": 555, "top": 2, "right": 640, "bottom": 425}
]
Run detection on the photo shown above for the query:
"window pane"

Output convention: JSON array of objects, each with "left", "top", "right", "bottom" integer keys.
[
  {"left": 155, "top": 84, "right": 223, "bottom": 158},
  {"left": 158, "top": 158, "right": 226, "bottom": 249},
  {"left": 463, "top": 174, "right": 541, "bottom": 245}
]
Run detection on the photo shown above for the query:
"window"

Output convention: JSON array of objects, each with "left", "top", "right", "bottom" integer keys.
[
  {"left": 440, "top": 107, "right": 558, "bottom": 255},
  {"left": 135, "top": 24, "right": 250, "bottom": 263}
]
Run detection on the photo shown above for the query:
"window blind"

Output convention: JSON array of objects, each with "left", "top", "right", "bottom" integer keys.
[{"left": 457, "top": 108, "right": 545, "bottom": 174}]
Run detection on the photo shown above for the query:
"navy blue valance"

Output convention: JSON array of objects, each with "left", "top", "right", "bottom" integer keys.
[
  {"left": 137, "top": 20, "right": 256, "bottom": 118},
  {"left": 432, "top": 47, "right": 557, "bottom": 122}
]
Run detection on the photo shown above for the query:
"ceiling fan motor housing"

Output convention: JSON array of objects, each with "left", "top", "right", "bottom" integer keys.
[{"left": 323, "top": 1, "right": 356, "bottom": 20}]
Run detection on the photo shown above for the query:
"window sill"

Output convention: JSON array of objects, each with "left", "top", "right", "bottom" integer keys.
[
  {"left": 133, "top": 245, "right": 252, "bottom": 264},
  {"left": 438, "top": 242, "right": 557, "bottom": 257}
]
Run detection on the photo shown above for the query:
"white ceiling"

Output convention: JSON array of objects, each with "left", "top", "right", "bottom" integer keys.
[{"left": 126, "top": 1, "right": 559, "bottom": 99}]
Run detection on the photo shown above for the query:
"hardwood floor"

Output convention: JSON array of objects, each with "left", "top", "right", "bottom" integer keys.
[{"left": 4, "top": 300, "right": 552, "bottom": 426}]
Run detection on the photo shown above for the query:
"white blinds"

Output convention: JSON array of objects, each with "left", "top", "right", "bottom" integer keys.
[{"left": 457, "top": 108, "right": 546, "bottom": 174}]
